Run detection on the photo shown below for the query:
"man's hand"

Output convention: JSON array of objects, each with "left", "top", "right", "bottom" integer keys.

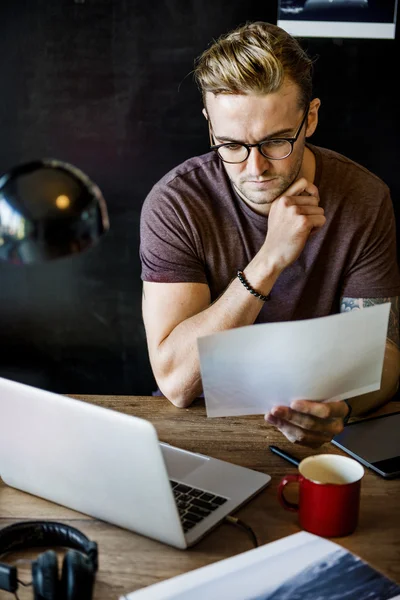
[
  {"left": 263, "top": 178, "right": 326, "bottom": 273},
  {"left": 265, "top": 399, "right": 350, "bottom": 448}
]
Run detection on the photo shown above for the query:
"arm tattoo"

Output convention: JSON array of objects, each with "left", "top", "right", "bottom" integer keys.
[{"left": 341, "top": 296, "right": 399, "bottom": 349}]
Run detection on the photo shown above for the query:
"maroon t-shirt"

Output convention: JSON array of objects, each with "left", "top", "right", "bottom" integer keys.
[{"left": 140, "top": 144, "right": 400, "bottom": 323}]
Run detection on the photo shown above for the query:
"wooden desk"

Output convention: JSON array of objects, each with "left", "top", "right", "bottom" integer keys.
[{"left": 1, "top": 396, "right": 399, "bottom": 599}]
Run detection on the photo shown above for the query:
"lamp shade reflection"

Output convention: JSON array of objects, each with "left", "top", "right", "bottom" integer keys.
[{"left": 0, "top": 159, "right": 109, "bottom": 264}]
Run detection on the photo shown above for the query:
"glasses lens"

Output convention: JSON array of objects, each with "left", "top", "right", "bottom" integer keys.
[
  {"left": 217, "top": 144, "right": 248, "bottom": 164},
  {"left": 260, "top": 140, "right": 292, "bottom": 159}
]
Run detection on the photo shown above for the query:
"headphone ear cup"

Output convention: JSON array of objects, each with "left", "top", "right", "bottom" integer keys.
[
  {"left": 31, "top": 550, "right": 59, "bottom": 600},
  {"left": 60, "top": 550, "right": 95, "bottom": 600}
]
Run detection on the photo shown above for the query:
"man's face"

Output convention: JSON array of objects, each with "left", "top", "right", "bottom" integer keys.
[{"left": 205, "top": 81, "right": 317, "bottom": 214}]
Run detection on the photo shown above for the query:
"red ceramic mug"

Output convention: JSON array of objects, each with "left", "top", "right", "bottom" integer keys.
[{"left": 278, "top": 454, "right": 364, "bottom": 537}]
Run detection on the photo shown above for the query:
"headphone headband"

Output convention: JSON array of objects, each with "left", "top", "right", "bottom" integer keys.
[{"left": 0, "top": 521, "right": 98, "bottom": 572}]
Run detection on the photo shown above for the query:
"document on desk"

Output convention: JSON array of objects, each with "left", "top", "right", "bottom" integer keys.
[
  {"left": 197, "top": 303, "right": 390, "bottom": 417},
  {"left": 122, "top": 530, "right": 400, "bottom": 599}
]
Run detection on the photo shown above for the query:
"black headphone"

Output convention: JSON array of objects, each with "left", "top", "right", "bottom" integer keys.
[{"left": 0, "top": 521, "right": 98, "bottom": 600}]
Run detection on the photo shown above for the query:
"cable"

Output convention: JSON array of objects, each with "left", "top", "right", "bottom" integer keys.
[{"left": 224, "top": 516, "right": 259, "bottom": 548}]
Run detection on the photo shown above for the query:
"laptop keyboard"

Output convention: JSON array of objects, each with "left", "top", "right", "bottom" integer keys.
[{"left": 170, "top": 480, "right": 228, "bottom": 533}]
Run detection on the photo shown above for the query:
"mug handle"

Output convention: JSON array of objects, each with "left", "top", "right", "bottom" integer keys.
[{"left": 278, "top": 474, "right": 300, "bottom": 512}]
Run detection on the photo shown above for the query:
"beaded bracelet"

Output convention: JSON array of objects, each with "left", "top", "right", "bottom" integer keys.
[{"left": 237, "top": 270, "right": 271, "bottom": 302}]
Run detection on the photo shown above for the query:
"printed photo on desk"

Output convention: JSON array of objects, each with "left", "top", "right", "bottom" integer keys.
[
  {"left": 121, "top": 531, "right": 400, "bottom": 600},
  {"left": 277, "top": 0, "right": 398, "bottom": 39}
]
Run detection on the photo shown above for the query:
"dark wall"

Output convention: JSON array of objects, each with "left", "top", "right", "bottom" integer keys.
[{"left": 0, "top": 0, "right": 398, "bottom": 395}]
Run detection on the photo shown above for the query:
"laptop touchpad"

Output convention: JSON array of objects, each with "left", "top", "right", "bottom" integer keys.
[{"left": 160, "top": 443, "right": 209, "bottom": 479}]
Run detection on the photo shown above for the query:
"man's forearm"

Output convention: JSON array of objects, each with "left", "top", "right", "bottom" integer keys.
[
  {"left": 155, "top": 256, "right": 280, "bottom": 407},
  {"left": 151, "top": 183, "right": 326, "bottom": 408},
  {"left": 347, "top": 340, "right": 400, "bottom": 417}
]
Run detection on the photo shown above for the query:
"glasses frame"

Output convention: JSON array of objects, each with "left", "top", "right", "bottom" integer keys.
[{"left": 209, "top": 106, "right": 309, "bottom": 164}]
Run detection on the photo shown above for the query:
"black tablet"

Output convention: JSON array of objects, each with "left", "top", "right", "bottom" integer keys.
[{"left": 331, "top": 411, "right": 400, "bottom": 479}]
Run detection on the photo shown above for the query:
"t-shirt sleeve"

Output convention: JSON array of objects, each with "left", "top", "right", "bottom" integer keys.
[
  {"left": 140, "top": 183, "right": 207, "bottom": 284},
  {"left": 341, "top": 190, "right": 400, "bottom": 298}
]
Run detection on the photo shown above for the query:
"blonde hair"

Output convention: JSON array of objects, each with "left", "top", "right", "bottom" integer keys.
[{"left": 194, "top": 21, "right": 313, "bottom": 109}]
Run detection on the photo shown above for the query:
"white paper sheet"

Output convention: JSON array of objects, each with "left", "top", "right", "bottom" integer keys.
[{"left": 197, "top": 303, "right": 390, "bottom": 417}]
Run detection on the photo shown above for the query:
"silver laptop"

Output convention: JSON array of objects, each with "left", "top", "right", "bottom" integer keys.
[{"left": 0, "top": 376, "right": 271, "bottom": 549}]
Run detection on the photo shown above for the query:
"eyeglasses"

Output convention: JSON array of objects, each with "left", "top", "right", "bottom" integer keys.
[{"left": 209, "top": 107, "right": 309, "bottom": 164}]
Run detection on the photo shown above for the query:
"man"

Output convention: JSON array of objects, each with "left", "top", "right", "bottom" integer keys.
[{"left": 140, "top": 21, "right": 400, "bottom": 448}]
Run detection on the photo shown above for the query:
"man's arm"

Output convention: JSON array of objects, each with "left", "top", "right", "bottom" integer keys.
[
  {"left": 340, "top": 296, "right": 400, "bottom": 415},
  {"left": 142, "top": 178, "right": 325, "bottom": 407},
  {"left": 142, "top": 259, "right": 279, "bottom": 407}
]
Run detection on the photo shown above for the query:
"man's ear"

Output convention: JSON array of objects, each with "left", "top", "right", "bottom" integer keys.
[
  {"left": 305, "top": 98, "right": 321, "bottom": 138},
  {"left": 202, "top": 108, "right": 208, "bottom": 120}
]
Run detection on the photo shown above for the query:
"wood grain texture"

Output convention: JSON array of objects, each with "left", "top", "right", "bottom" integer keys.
[{"left": 1, "top": 395, "right": 399, "bottom": 599}]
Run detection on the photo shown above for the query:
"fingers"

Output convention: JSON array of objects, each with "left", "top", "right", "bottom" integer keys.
[
  {"left": 271, "top": 196, "right": 324, "bottom": 219},
  {"left": 306, "top": 214, "right": 326, "bottom": 230},
  {"left": 294, "top": 206, "right": 324, "bottom": 216},
  {"left": 284, "top": 208, "right": 326, "bottom": 230},
  {"left": 280, "top": 177, "right": 319, "bottom": 202},
  {"left": 283, "top": 195, "right": 320, "bottom": 208},
  {"left": 290, "top": 399, "right": 349, "bottom": 420},
  {"left": 264, "top": 400, "right": 348, "bottom": 449},
  {"left": 269, "top": 405, "right": 344, "bottom": 436},
  {"left": 275, "top": 208, "right": 325, "bottom": 232},
  {"left": 266, "top": 413, "right": 335, "bottom": 448}
]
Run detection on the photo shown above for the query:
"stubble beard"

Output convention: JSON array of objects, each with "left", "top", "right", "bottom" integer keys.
[
  {"left": 229, "top": 152, "right": 304, "bottom": 207},
  {"left": 232, "top": 176, "right": 290, "bottom": 206}
]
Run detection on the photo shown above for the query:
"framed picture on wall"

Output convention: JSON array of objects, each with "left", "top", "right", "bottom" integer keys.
[{"left": 277, "top": 0, "right": 398, "bottom": 39}]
